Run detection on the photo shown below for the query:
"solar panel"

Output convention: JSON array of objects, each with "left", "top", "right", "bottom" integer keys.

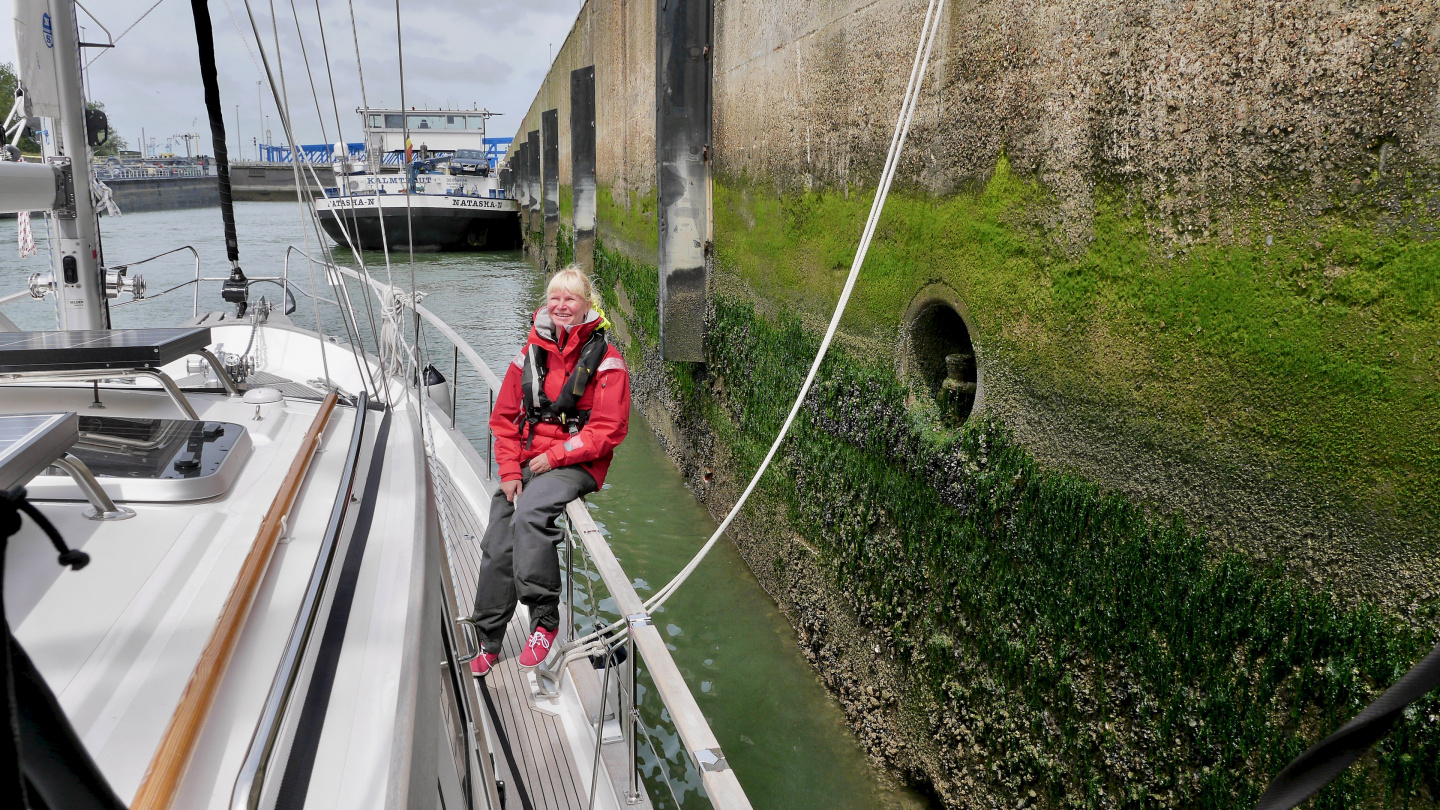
[
  {"left": 0, "top": 328, "right": 213, "bottom": 373},
  {"left": 0, "top": 412, "right": 78, "bottom": 490}
]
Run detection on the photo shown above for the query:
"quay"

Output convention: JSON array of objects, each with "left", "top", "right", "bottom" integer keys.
[{"left": 495, "top": 0, "right": 1440, "bottom": 807}]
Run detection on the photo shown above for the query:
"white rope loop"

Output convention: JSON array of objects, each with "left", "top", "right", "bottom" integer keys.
[
  {"left": 565, "top": 0, "right": 949, "bottom": 651},
  {"left": 643, "top": 0, "right": 948, "bottom": 614}
]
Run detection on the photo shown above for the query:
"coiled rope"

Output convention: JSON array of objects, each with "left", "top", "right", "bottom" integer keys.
[{"left": 567, "top": 0, "right": 949, "bottom": 651}]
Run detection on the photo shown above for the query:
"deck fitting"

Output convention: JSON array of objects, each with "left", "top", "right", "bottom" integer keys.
[{"left": 692, "top": 747, "right": 729, "bottom": 772}]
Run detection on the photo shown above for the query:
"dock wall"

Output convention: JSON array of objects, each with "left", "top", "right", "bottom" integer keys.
[
  {"left": 105, "top": 176, "right": 221, "bottom": 213},
  {"left": 228, "top": 163, "right": 332, "bottom": 201},
  {"left": 512, "top": 1, "right": 1440, "bottom": 806}
]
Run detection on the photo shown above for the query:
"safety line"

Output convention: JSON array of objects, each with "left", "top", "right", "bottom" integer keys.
[
  {"left": 641, "top": 0, "right": 948, "bottom": 616},
  {"left": 566, "top": 0, "right": 948, "bottom": 651}
]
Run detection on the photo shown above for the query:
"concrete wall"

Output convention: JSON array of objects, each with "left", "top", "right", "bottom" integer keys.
[
  {"left": 517, "top": 0, "right": 1440, "bottom": 598},
  {"left": 507, "top": 0, "right": 656, "bottom": 220},
  {"left": 511, "top": 1, "right": 1440, "bottom": 805},
  {"left": 228, "top": 163, "right": 333, "bottom": 201},
  {"left": 106, "top": 176, "right": 221, "bottom": 213},
  {"left": 517, "top": 0, "right": 1440, "bottom": 240},
  {"left": 713, "top": 0, "right": 1440, "bottom": 241}
]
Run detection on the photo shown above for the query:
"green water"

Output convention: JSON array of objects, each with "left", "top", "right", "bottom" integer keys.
[
  {"left": 585, "top": 418, "right": 929, "bottom": 810},
  {"left": 0, "top": 203, "right": 929, "bottom": 810}
]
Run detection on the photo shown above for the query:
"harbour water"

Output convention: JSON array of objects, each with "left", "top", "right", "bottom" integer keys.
[{"left": 0, "top": 203, "right": 928, "bottom": 810}]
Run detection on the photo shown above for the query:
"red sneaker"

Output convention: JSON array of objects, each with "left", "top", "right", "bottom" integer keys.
[
  {"left": 518, "top": 626, "right": 558, "bottom": 669},
  {"left": 470, "top": 650, "right": 499, "bottom": 678}
]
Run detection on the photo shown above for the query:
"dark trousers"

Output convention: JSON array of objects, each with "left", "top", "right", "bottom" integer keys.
[{"left": 471, "top": 465, "right": 596, "bottom": 652}]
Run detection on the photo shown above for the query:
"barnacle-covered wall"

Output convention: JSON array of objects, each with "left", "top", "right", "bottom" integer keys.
[{"left": 513, "top": 0, "right": 1440, "bottom": 806}]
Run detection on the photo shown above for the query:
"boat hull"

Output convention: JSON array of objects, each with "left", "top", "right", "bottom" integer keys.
[{"left": 315, "top": 194, "right": 522, "bottom": 252}]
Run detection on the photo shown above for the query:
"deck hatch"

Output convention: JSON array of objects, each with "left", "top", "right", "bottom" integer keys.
[
  {"left": 24, "top": 417, "right": 252, "bottom": 502},
  {"left": 0, "top": 327, "right": 212, "bottom": 372}
]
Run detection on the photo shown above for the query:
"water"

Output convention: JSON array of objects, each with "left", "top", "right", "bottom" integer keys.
[{"left": 0, "top": 203, "right": 928, "bottom": 810}]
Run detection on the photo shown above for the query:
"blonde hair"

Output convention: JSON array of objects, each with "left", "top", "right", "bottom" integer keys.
[{"left": 546, "top": 266, "right": 602, "bottom": 311}]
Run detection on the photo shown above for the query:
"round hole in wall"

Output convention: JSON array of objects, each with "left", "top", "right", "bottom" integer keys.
[{"left": 907, "top": 299, "right": 978, "bottom": 424}]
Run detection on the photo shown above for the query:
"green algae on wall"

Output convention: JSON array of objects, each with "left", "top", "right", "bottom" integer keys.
[
  {"left": 597, "top": 183, "right": 659, "bottom": 254},
  {"left": 592, "top": 241, "right": 1440, "bottom": 808},
  {"left": 713, "top": 158, "right": 1440, "bottom": 559}
]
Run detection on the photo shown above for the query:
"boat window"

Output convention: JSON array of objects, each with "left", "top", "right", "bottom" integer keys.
[
  {"left": 467, "top": 115, "right": 488, "bottom": 130},
  {"left": 384, "top": 113, "right": 403, "bottom": 128},
  {"left": 367, "top": 115, "right": 382, "bottom": 128},
  {"left": 407, "top": 115, "right": 445, "bottom": 130}
]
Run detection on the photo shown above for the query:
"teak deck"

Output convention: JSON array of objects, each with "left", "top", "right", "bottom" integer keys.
[{"left": 435, "top": 461, "right": 650, "bottom": 810}]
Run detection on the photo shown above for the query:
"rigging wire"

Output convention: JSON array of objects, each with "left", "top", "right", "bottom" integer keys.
[
  {"left": 307, "top": 0, "right": 388, "bottom": 403},
  {"left": 565, "top": 0, "right": 949, "bottom": 651},
  {"left": 220, "top": 0, "right": 268, "bottom": 79},
  {"left": 249, "top": 0, "right": 388, "bottom": 401},
  {"left": 344, "top": 0, "right": 400, "bottom": 348},
  {"left": 309, "top": 0, "right": 346, "bottom": 144},
  {"left": 264, "top": 0, "right": 346, "bottom": 375},
  {"left": 238, "top": 0, "right": 333, "bottom": 387},
  {"left": 287, "top": 0, "right": 329, "bottom": 145},
  {"left": 83, "top": 0, "right": 166, "bottom": 67},
  {"left": 393, "top": 0, "right": 428, "bottom": 404}
]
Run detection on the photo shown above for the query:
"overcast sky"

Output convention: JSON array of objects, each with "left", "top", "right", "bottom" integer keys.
[{"left": 1, "top": 0, "right": 580, "bottom": 158}]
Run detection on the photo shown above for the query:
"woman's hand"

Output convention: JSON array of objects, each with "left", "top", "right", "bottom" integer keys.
[
  {"left": 527, "top": 453, "right": 553, "bottom": 474},
  {"left": 501, "top": 478, "right": 523, "bottom": 502}
]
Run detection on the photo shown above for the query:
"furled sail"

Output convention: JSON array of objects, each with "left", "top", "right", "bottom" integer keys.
[{"left": 13, "top": 0, "right": 63, "bottom": 119}]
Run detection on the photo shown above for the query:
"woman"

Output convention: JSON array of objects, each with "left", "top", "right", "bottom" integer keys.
[{"left": 470, "top": 267, "right": 631, "bottom": 676}]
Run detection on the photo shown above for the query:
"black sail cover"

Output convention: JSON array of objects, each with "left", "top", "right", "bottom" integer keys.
[{"left": 188, "top": 0, "right": 240, "bottom": 267}]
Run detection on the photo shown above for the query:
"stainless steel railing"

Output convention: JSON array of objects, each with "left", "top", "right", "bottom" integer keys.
[{"left": 559, "top": 502, "right": 754, "bottom": 810}]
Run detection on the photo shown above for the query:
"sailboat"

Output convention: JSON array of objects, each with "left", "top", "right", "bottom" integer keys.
[{"left": 0, "top": 2, "right": 750, "bottom": 809}]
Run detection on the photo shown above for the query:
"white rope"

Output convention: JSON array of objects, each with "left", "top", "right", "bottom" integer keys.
[
  {"left": 91, "top": 175, "right": 121, "bottom": 217},
  {"left": 17, "top": 211, "right": 35, "bottom": 258},
  {"left": 636, "top": 0, "right": 948, "bottom": 618},
  {"left": 563, "top": 0, "right": 947, "bottom": 652}
]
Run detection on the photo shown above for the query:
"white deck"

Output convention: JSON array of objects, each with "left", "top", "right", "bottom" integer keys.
[
  {"left": 0, "top": 319, "right": 667, "bottom": 809},
  {"left": 0, "top": 328, "right": 424, "bottom": 808}
]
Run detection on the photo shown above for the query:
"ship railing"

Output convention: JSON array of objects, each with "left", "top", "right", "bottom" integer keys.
[
  {"left": 93, "top": 166, "right": 206, "bottom": 180},
  {"left": 0, "top": 245, "right": 250, "bottom": 327},
  {"left": 77, "top": 245, "right": 322, "bottom": 319},
  {"left": 554, "top": 502, "right": 755, "bottom": 810}
]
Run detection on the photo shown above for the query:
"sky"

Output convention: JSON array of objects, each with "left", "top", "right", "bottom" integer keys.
[{"left": 0, "top": 0, "right": 582, "bottom": 158}]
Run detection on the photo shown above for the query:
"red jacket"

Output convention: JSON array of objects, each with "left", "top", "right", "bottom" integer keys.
[{"left": 491, "top": 307, "right": 630, "bottom": 488}]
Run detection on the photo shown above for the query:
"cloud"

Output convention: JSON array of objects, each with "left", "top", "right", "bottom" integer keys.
[{"left": 0, "top": 0, "right": 580, "bottom": 154}]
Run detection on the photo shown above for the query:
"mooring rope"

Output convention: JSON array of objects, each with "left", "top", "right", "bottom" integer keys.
[{"left": 565, "top": 0, "right": 949, "bottom": 652}]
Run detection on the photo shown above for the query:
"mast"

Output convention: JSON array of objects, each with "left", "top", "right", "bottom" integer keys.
[{"left": 46, "top": 0, "right": 105, "bottom": 330}]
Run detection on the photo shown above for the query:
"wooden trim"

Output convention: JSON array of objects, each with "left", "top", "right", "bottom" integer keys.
[{"left": 132, "top": 392, "right": 340, "bottom": 810}]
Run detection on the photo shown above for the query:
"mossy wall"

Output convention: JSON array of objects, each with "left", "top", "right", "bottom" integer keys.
[
  {"left": 708, "top": 160, "right": 1440, "bottom": 612},
  {"left": 509, "top": 0, "right": 1440, "bottom": 805},
  {"left": 595, "top": 240, "right": 1440, "bottom": 808}
]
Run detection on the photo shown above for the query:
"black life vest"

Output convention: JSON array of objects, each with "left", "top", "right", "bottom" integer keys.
[{"left": 519, "top": 326, "right": 609, "bottom": 445}]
